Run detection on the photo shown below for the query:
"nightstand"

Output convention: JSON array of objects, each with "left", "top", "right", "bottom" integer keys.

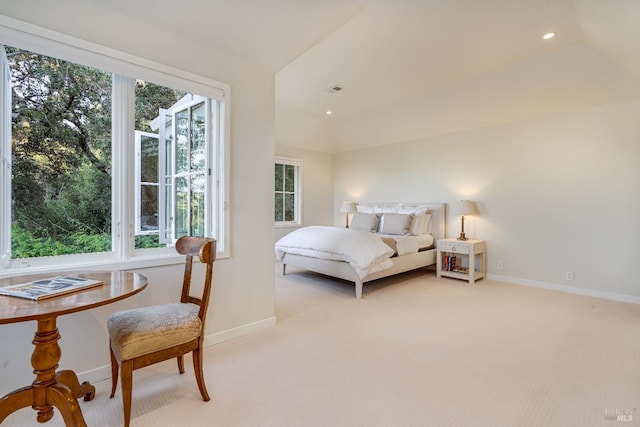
[{"left": 436, "top": 238, "right": 486, "bottom": 284}]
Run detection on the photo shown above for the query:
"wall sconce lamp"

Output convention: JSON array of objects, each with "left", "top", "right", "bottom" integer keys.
[
  {"left": 339, "top": 201, "right": 357, "bottom": 228},
  {"left": 451, "top": 200, "right": 478, "bottom": 241}
]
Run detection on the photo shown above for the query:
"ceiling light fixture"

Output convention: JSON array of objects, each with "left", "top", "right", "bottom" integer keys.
[
  {"left": 326, "top": 110, "right": 332, "bottom": 115},
  {"left": 542, "top": 32, "right": 556, "bottom": 40}
]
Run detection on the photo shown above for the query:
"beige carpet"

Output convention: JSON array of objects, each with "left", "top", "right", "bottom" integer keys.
[{"left": 4, "top": 264, "right": 640, "bottom": 426}]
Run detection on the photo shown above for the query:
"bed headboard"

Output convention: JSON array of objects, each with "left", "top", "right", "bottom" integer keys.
[{"left": 355, "top": 202, "right": 446, "bottom": 241}]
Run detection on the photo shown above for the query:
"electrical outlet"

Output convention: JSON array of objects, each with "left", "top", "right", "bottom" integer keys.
[
  {"left": 565, "top": 271, "right": 574, "bottom": 281},
  {"left": 497, "top": 260, "right": 504, "bottom": 270}
]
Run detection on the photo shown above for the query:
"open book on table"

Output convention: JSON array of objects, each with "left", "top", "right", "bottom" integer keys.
[{"left": 0, "top": 275, "right": 103, "bottom": 301}]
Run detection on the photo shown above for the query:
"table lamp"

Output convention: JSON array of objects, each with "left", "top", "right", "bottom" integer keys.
[
  {"left": 339, "top": 201, "right": 357, "bottom": 228},
  {"left": 451, "top": 200, "right": 478, "bottom": 241}
]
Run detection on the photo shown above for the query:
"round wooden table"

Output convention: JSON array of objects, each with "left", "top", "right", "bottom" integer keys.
[{"left": 0, "top": 271, "right": 147, "bottom": 426}]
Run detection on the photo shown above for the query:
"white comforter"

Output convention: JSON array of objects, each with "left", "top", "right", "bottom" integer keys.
[{"left": 275, "top": 226, "right": 395, "bottom": 279}]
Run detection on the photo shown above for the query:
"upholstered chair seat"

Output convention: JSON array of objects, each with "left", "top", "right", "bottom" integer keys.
[{"left": 108, "top": 303, "right": 201, "bottom": 361}]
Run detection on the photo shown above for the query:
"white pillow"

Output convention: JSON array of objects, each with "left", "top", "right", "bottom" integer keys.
[
  {"left": 356, "top": 205, "right": 375, "bottom": 214},
  {"left": 409, "top": 213, "right": 432, "bottom": 235},
  {"left": 398, "top": 204, "right": 429, "bottom": 215},
  {"left": 379, "top": 213, "right": 412, "bottom": 235},
  {"left": 350, "top": 213, "right": 380, "bottom": 232},
  {"left": 373, "top": 204, "right": 401, "bottom": 214}
]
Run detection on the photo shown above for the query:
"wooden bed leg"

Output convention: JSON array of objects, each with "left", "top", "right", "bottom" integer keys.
[
  {"left": 282, "top": 263, "right": 287, "bottom": 275},
  {"left": 355, "top": 281, "right": 363, "bottom": 299}
]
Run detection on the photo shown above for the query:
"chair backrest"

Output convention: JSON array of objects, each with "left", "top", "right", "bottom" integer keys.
[{"left": 175, "top": 236, "right": 216, "bottom": 323}]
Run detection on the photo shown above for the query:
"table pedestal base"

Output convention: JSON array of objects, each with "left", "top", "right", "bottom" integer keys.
[{"left": 0, "top": 318, "right": 95, "bottom": 426}]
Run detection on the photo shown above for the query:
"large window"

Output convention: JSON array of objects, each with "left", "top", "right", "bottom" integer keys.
[
  {"left": 0, "top": 24, "right": 229, "bottom": 272},
  {"left": 3, "top": 46, "right": 114, "bottom": 259},
  {"left": 274, "top": 157, "right": 301, "bottom": 227}
]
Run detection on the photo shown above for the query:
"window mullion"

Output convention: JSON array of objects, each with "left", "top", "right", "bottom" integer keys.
[
  {"left": 112, "top": 74, "right": 136, "bottom": 259},
  {"left": 187, "top": 105, "right": 193, "bottom": 235},
  {"left": 0, "top": 45, "right": 11, "bottom": 267},
  {"left": 134, "top": 130, "right": 142, "bottom": 235},
  {"left": 205, "top": 99, "right": 212, "bottom": 237},
  {"left": 158, "top": 109, "right": 171, "bottom": 244}
]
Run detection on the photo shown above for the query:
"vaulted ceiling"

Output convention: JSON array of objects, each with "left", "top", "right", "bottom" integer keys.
[
  {"left": 2, "top": 0, "right": 639, "bottom": 152},
  {"left": 274, "top": 0, "right": 640, "bottom": 152}
]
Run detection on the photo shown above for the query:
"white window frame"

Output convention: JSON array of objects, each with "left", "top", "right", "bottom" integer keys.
[
  {"left": 274, "top": 157, "right": 302, "bottom": 228},
  {"left": 167, "top": 96, "right": 213, "bottom": 242},
  {"left": 134, "top": 130, "right": 160, "bottom": 236},
  {"left": 0, "top": 17, "right": 230, "bottom": 276},
  {"left": 136, "top": 96, "right": 219, "bottom": 245},
  {"left": 0, "top": 44, "right": 11, "bottom": 268}
]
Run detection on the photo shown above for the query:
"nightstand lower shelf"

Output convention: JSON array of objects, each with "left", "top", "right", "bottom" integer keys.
[{"left": 438, "top": 269, "right": 485, "bottom": 283}]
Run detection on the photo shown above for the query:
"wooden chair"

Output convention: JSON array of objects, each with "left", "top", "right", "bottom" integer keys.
[{"left": 107, "top": 236, "right": 216, "bottom": 427}]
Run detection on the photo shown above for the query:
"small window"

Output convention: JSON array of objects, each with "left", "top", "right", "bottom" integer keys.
[{"left": 274, "top": 157, "right": 301, "bottom": 227}]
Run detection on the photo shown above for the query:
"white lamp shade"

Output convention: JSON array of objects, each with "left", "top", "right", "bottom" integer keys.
[
  {"left": 340, "top": 201, "right": 357, "bottom": 213},
  {"left": 451, "top": 200, "right": 478, "bottom": 216}
]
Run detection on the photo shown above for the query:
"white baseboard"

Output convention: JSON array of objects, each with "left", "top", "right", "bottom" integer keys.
[
  {"left": 80, "top": 316, "right": 277, "bottom": 385},
  {"left": 487, "top": 273, "right": 640, "bottom": 305},
  {"left": 204, "top": 316, "right": 277, "bottom": 346}
]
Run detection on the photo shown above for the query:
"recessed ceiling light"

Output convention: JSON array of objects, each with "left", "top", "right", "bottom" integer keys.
[
  {"left": 326, "top": 110, "right": 332, "bottom": 115},
  {"left": 543, "top": 32, "right": 556, "bottom": 40}
]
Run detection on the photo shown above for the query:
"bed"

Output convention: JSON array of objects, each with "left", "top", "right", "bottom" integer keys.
[{"left": 275, "top": 202, "right": 445, "bottom": 298}]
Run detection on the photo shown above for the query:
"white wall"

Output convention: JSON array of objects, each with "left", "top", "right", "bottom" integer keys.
[
  {"left": 274, "top": 145, "right": 334, "bottom": 241},
  {"left": 333, "top": 98, "right": 640, "bottom": 300},
  {"left": 0, "top": 11, "right": 276, "bottom": 393},
  {"left": 276, "top": 104, "right": 333, "bottom": 152}
]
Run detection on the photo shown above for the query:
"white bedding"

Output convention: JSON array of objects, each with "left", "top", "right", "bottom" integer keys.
[
  {"left": 378, "top": 233, "right": 434, "bottom": 256},
  {"left": 275, "top": 226, "right": 395, "bottom": 279}
]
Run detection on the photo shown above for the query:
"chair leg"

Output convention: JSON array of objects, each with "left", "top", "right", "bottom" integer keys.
[
  {"left": 121, "top": 360, "right": 134, "bottom": 427},
  {"left": 192, "top": 344, "right": 210, "bottom": 401},
  {"left": 177, "top": 354, "right": 185, "bottom": 374},
  {"left": 109, "top": 344, "right": 119, "bottom": 398}
]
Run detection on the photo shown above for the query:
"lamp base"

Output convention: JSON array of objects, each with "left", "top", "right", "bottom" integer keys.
[{"left": 457, "top": 215, "right": 468, "bottom": 240}]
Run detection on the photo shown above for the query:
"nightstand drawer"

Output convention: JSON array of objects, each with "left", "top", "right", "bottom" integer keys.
[{"left": 438, "top": 241, "right": 469, "bottom": 254}]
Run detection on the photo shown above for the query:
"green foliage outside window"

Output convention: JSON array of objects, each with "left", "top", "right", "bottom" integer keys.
[
  {"left": 5, "top": 46, "right": 185, "bottom": 258},
  {"left": 8, "top": 46, "right": 113, "bottom": 258},
  {"left": 274, "top": 161, "right": 297, "bottom": 222}
]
